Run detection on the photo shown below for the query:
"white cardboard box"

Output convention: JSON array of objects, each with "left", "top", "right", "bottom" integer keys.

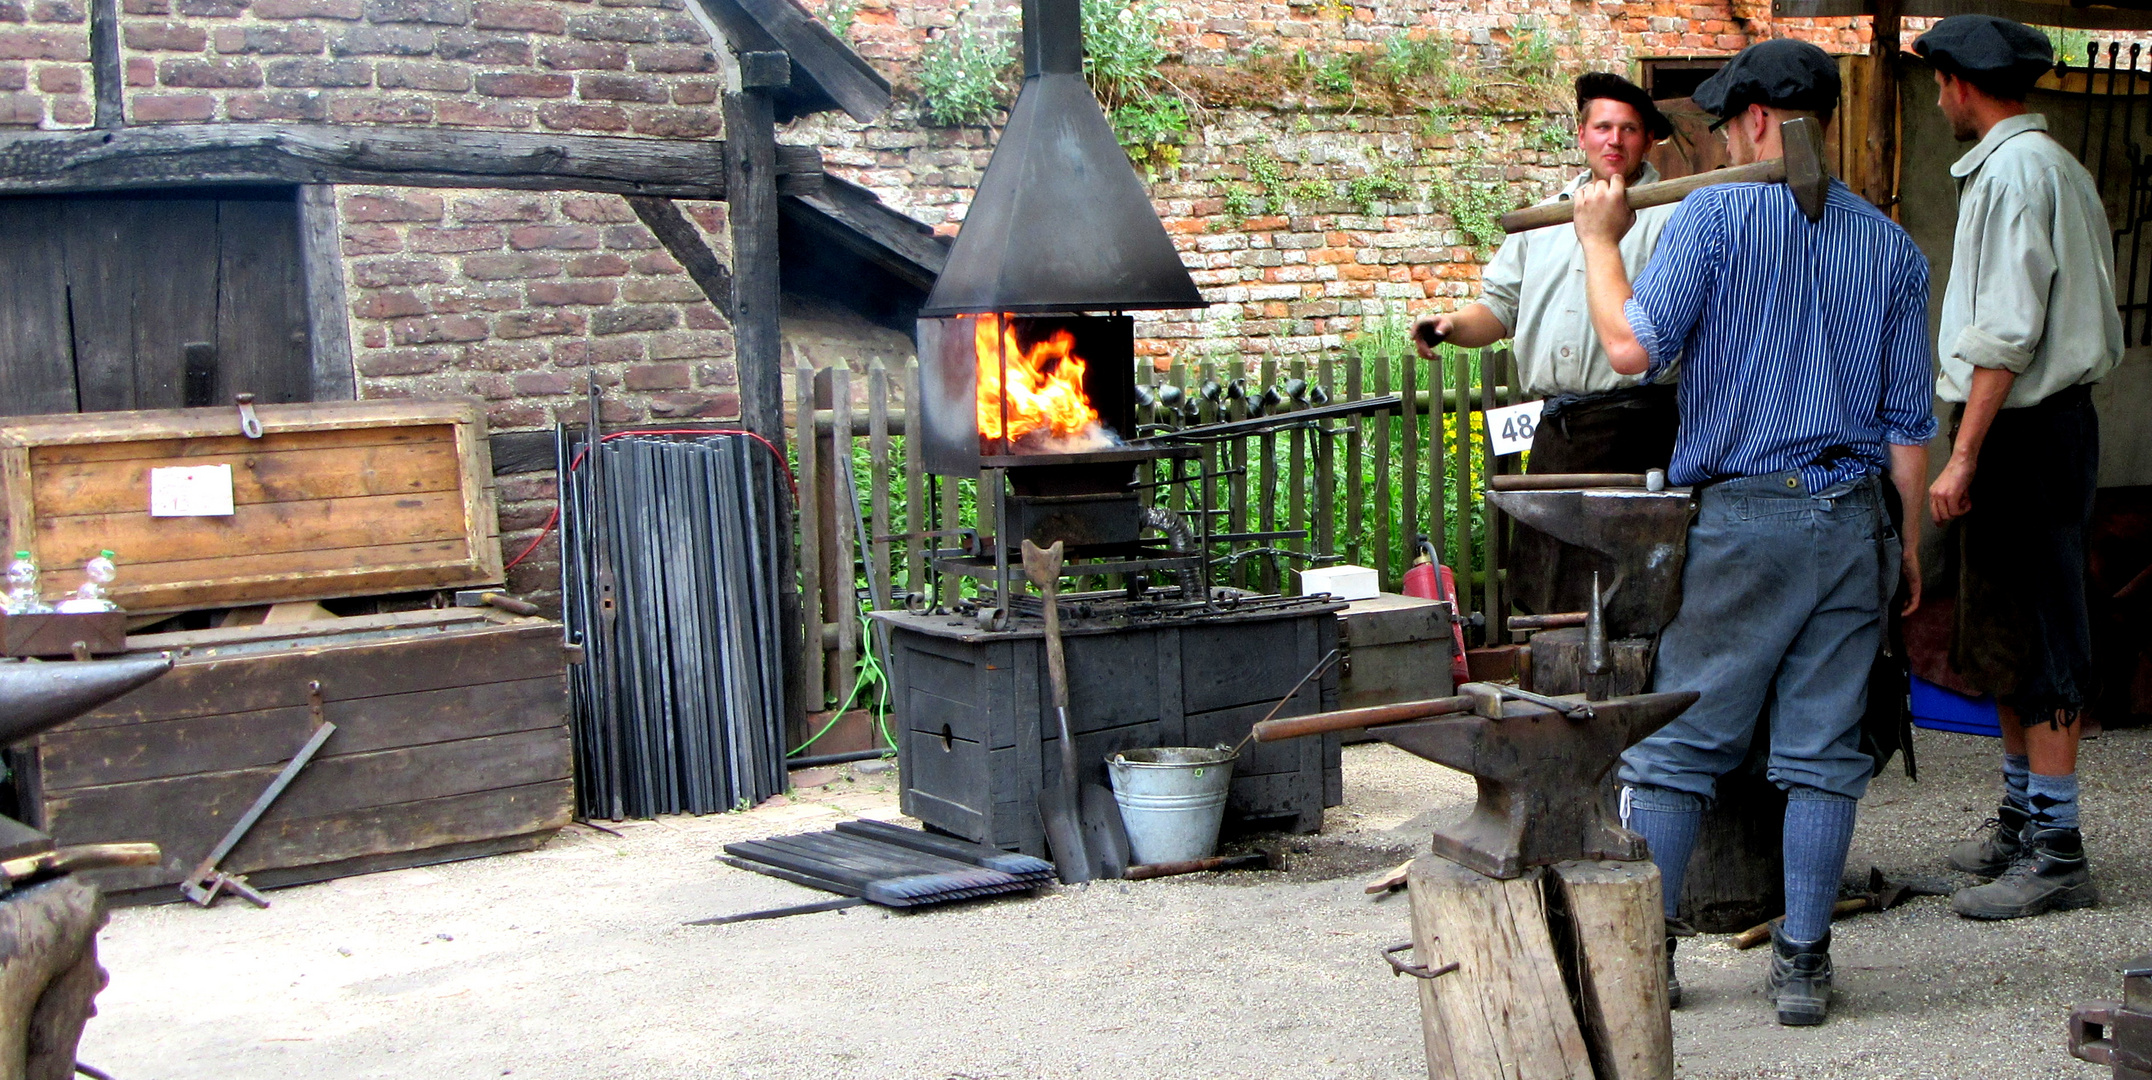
[{"left": 1300, "top": 564, "right": 1380, "bottom": 601}]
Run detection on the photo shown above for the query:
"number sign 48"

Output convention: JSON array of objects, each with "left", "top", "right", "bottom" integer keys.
[{"left": 1486, "top": 400, "right": 1546, "bottom": 456}]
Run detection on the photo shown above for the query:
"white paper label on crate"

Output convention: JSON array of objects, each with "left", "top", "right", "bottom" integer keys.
[
  {"left": 148, "top": 464, "right": 235, "bottom": 517},
  {"left": 1486, "top": 400, "right": 1547, "bottom": 456}
]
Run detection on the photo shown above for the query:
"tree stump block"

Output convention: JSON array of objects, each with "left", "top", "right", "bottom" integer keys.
[
  {"left": 1529, "top": 627, "right": 1786, "bottom": 934},
  {"left": 0, "top": 876, "right": 108, "bottom": 1080},
  {"left": 1526, "top": 629, "right": 1654, "bottom": 699},
  {"left": 1407, "top": 855, "right": 1672, "bottom": 1080}
]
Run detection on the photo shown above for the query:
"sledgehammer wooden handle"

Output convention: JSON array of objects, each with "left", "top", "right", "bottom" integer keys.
[
  {"left": 1499, "top": 158, "right": 1785, "bottom": 233},
  {"left": 1251, "top": 695, "right": 1476, "bottom": 742}
]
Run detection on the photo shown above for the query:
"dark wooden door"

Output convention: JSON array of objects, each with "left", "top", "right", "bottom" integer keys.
[{"left": 0, "top": 187, "right": 312, "bottom": 417}]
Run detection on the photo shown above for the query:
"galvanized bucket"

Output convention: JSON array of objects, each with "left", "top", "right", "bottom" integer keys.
[{"left": 1106, "top": 746, "right": 1236, "bottom": 865}]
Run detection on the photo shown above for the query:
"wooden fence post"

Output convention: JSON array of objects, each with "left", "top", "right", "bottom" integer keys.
[{"left": 794, "top": 363, "right": 825, "bottom": 712}]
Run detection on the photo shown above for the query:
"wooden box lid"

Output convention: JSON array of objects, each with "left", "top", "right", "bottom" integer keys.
[{"left": 0, "top": 399, "right": 502, "bottom": 614}]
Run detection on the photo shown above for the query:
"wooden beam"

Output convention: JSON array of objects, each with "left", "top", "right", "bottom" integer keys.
[
  {"left": 1863, "top": 0, "right": 1901, "bottom": 210},
  {"left": 297, "top": 184, "right": 355, "bottom": 402},
  {"left": 0, "top": 124, "right": 822, "bottom": 199},
  {"left": 89, "top": 0, "right": 118, "bottom": 128},
  {"left": 726, "top": 88, "right": 807, "bottom": 736},
  {"left": 626, "top": 195, "right": 737, "bottom": 323}
]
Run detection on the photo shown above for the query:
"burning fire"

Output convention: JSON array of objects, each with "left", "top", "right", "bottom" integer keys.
[{"left": 974, "top": 314, "right": 1110, "bottom": 449}]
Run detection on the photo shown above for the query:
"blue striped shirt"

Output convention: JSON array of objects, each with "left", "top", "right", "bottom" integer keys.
[{"left": 1625, "top": 178, "right": 1938, "bottom": 491}]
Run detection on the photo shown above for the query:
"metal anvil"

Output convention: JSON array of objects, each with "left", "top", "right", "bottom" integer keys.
[
  {"left": 1488, "top": 485, "right": 1692, "bottom": 639},
  {"left": 0, "top": 654, "right": 172, "bottom": 860},
  {"left": 1375, "top": 683, "right": 1699, "bottom": 879}
]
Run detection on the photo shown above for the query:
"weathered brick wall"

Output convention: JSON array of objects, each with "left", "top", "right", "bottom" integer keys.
[
  {"left": 333, "top": 184, "right": 738, "bottom": 593},
  {"left": 0, "top": 0, "right": 95, "bottom": 126},
  {"left": 803, "top": 0, "right": 1878, "bottom": 360},
  {"left": 84, "top": 0, "right": 746, "bottom": 598},
  {"left": 117, "top": 0, "right": 722, "bottom": 129}
]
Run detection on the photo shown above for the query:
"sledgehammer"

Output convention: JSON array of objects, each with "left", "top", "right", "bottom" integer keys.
[{"left": 1499, "top": 116, "right": 1828, "bottom": 233}]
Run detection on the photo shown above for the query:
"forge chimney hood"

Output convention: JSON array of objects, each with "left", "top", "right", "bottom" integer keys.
[{"left": 917, "top": 0, "right": 1206, "bottom": 317}]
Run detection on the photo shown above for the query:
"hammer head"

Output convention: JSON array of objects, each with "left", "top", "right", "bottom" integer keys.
[{"left": 1781, "top": 115, "right": 1828, "bottom": 223}]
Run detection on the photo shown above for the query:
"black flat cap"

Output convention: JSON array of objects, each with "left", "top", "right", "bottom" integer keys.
[
  {"left": 1576, "top": 72, "right": 1674, "bottom": 141},
  {"left": 1915, "top": 15, "right": 2052, "bottom": 97},
  {"left": 1693, "top": 38, "right": 1842, "bottom": 123}
]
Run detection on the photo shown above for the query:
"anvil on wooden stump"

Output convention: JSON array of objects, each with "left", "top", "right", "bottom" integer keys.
[
  {"left": 1375, "top": 684, "right": 1698, "bottom": 879},
  {"left": 1383, "top": 682, "right": 1693, "bottom": 1080},
  {"left": 0, "top": 654, "right": 171, "bottom": 1080}
]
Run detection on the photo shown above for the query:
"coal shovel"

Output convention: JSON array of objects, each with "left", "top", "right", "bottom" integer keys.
[{"left": 1022, "top": 540, "right": 1113, "bottom": 883}]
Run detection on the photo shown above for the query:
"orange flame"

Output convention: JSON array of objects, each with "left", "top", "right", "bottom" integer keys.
[{"left": 975, "top": 313, "right": 1102, "bottom": 445}]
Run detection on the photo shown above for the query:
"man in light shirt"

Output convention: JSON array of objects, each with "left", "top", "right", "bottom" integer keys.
[
  {"left": 1916, "top": 15, "right": 2122, "bottom": 921},
  {"left": 1412, "top": 72, "right": 1678, "bottom": 616}
]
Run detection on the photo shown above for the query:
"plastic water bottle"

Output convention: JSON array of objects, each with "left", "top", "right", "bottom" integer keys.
[
  {"left": 56, "top": 550, "right": 118, "bottom": 613},
  {"left": 3, "top": 551, "right": 48, "bottom": 614}
]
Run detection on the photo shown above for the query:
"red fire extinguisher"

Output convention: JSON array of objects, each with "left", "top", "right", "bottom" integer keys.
[{"left": 1403, "top": 537, "right": 1471, "bottom": 686}]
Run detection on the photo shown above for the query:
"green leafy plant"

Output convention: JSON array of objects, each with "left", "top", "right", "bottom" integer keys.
[
  {"left": 1315, "top": 53, "right": 1355, "bottom": 96},
  {"left": 821, "top": 0, "right": 859, "bottom": 42},
  {"left": 1372, "top": 31, "right": 1446, "bottom": 84},
  {"left": 1220, "top": 182, "right": 1257, "bottom": 228},
  {"left": 916, "top": 10, "right": 1015, "bottom": 126},
  {"left": 1244, "top": 144, "right": 1288, "bottom": 213},
  {"left": 1348, "top": 159, "right": 1410, "bottom": 214},
  {"left": 1429, "top": 151, "right": 1513, "bottom": 251},
  {"left": 1529, "top": 115, "right": 1572, "bottom": 155},
  {"left": 1082, "top": 0, "right": 1190, "bottom": 176},
  {"left": 1507, "top": 18, "right": 1560, "bottom": 86}
]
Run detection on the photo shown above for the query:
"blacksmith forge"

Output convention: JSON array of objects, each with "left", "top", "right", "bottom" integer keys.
[
  {"left": 879, "top": 0, "right": 1349, "bottom": 856},
  {"left": 912, "top": 0, "right": 1208, "bottom": 616}
]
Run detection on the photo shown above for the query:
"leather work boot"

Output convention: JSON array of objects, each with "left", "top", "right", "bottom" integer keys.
[
  {"left": 1765, "top": 924, "right": 1833, "bottom": 1027},
  {"left": 1945, "top": 803, "right": 2030, "bottom": 878},
  {"left": 1951, "top": 827, "right": 2100, "bottom": 920},
  {"left": 1665, "top": 917, "right": 1697, "bottom": 1010}
]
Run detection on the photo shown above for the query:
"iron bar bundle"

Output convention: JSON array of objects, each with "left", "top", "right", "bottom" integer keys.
[{"left": 560, "top": 431, "right": 787, "bottom": 818}]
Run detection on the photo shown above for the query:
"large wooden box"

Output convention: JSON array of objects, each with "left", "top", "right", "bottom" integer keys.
[
  {"left": 11, "top": 610, "right": 572, "bottom": 904},
  {"left": 0, "top": 400, "right": 501, "bottom": 614},
  {"left": 877, "top": 604, "right": 1342, "bottom": 857}
]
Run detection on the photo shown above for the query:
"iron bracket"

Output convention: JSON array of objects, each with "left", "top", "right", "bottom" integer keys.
[
  {"left": 234, "top": 392, "right": 262, "bottom": 439},
  {"left": 1383, "top": 941, "right": 1459, "bottom": 980}
]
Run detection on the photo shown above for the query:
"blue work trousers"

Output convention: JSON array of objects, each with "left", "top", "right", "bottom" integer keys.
[{"left": 1619, "top": 470, "right": 1898, "bottom": 801}]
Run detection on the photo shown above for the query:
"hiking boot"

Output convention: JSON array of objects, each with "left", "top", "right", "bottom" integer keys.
[
  {"left": 1765, "top": 924, "right": 1833, "bottom": 1027},
  {"left": 1945, "top": 803, "right": 2029, "bottom": 878},
  {"left": 1665, "top": 917, "right": 1696, "bottom": 1010},
  {"left": 1951, "top": 827, "right": 2100, "bottom": 920}
]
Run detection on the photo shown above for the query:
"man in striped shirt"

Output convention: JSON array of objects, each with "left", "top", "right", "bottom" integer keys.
[{"left": 1571, "top": 39, "right": 1937, "bottom": 1027}]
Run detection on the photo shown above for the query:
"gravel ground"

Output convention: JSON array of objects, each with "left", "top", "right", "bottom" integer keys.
[{"left": 78, "top": 727, "right": 2146, "bottom": 1080}]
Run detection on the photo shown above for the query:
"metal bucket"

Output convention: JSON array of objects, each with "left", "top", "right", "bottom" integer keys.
[{"left": 1106, "top": 746, "right": 1236, "bottom": 865}]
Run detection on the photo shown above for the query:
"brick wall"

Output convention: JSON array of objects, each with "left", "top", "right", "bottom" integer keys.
[
  {"left": 802, "top": 0, "right": 1882, "bottom": 361},
  {"left": 117, "top": 0, "right": 722, "bottom": 129},
  {"left": 85, "top": 0, "right": 749, "bottom": 597},
  {"left": 332, "top": 184, "right": 739, "bottom": 593},
  {"left": 0, "top": 0, "right": 94, "bottom": 126}
]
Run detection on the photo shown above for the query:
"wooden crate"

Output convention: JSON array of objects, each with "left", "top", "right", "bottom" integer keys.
[
  {"left": 0, "top": 400, "right": 501, "bottom": 614},
  {"left": 12, "top": 609, "right": 573, "bottom": 903}
]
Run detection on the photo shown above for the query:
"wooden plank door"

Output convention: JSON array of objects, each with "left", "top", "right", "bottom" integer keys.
[
  {"left": 0, "top": 199, "right": 84, "bottom": 416},
  {"left": 0, "top": 187, "right": 312, "bottom": 417}
]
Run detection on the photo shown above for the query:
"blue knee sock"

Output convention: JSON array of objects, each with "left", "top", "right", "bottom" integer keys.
[
  {"left": 1782, "top": 787, "right": 1858, "bottom": 946},
  {"left": 2026, "top": 772, "right": 2080, "bottom": 831},
  {"left": 1624, "top": 786, "right": 1702, "bottom": 921},
  {"left": 2002, "top": 754, "right": 2031, "bottom": 812}
]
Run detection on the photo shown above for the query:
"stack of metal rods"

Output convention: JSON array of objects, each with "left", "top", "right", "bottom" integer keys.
[{"left": 559, "top": 430, "right": 787, "bottom": 818}]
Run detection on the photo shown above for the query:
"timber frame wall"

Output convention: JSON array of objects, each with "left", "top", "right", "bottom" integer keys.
[{"left": 0, "top": 0, "right": 897, "bottom": 727}]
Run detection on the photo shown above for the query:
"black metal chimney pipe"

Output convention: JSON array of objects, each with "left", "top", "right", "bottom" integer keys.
[{"left": 917, "top": 0, "right": 1205, "bottom": 316}]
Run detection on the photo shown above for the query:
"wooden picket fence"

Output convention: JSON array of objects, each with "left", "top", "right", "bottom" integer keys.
[{"left": 791, "top": 338, "right": 1526, "bottom": 710}]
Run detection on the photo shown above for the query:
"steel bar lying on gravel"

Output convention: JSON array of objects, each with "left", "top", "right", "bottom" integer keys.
[{"left": 722, "top": 824, "right": 1055, "bottom": 908}]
